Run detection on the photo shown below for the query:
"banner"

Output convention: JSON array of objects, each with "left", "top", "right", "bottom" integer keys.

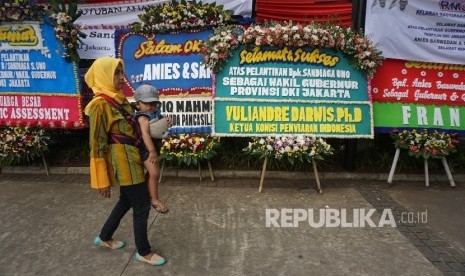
[
  {"left": 365, "top": 0, "right": 465, "bottom": 65},
  {"left": 214, "top": 45, "right": 373, "bottom": 138},
  {"left": 117, "top": 30, "right": 214, "bottom": 133},
  {"left": 0, "top": 22, "right": 84, "bottom": 128},
  {"left": 370, "top": 59, "right": 465, "bottom": 133},
  {"left": 75, "top": 0, "right": 252, "bottom": 59},
  {"left": 202, "top": 0, "right": 252, "bottom": 17},
  {"left": 75, "top": 0, "right": 169, "bottom": 59}
]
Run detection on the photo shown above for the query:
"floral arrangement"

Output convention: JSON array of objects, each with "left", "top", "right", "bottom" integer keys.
[
  {"left": 46, "top": 0, "right": 86, "bottom": 63},
  {"left": 201, "top": 21, "right": 383, "bottom": 76},
  {"left": 391, "top": 129, "right": 459, "bottom": 159},
  {"left": 160, "top": 133, "right": 221, "bottom": 166},
  {"left": 243, "top": 135, "right": 334, "bottom": 165},
  {"left": 131, "top": 0, "right": 233, "bottom": 34},
  {"left": 0, "top": 126, "right": 50, "bottom": 165},
  {"left": 201, "top": 26, "right": 241, "bottom": 73},
  {"left": 0, "top": 0, "right": 45, "bottom": 21}
]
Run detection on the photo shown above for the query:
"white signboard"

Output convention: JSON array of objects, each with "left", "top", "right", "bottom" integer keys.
[
  {"left": 202, "top": 0, "right": 252, "bottom": 17},
  {"left": 365, "top": 0, "right": 465, "bottom": 65},
  {"left": 75, "top": 0, "right": 169, "bottom": 59}
]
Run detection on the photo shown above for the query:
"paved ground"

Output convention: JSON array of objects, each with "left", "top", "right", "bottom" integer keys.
[{"left": 0, "top": 172, "right": 464, "bottom": 276}]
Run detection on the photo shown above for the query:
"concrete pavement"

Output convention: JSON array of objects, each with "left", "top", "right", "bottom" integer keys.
[{"left": 0, "top": 172, "right": 465, "bottom": 275}]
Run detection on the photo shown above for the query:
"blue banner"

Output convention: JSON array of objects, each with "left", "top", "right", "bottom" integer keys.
[
  {"left": 118, "top": 30, "right": 214, "bottom": 134},
  {"left": 0, "top": 22, "right": 79, "bottom": 95}
]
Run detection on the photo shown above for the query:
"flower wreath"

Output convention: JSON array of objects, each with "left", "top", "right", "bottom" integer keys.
[
  {"left": 131, "top": 0, "right": 233, "bottom": 34},
  {"left": 0, "top": 0, "right": 44, "bottom": 21},
  {"left": 243, "top": 135, "right": 334, "bottom": 165},
  {"left": 391, "top": 129, "right": 459, "bottom": 159},
  {"left": 201, "top": 21, "right": 383, "bottom": 77},
  {"left": 130, "top": 1, "right": 231, "bottom": 166},
  {"left": 160, "top": 133, "right": 221, "bottom": 166},
  {"left": 0, "top": 125, "right": 50, "bottom": 165}
]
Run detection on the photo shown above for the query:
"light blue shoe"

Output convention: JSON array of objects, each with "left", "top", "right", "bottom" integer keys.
[
  {"left": 135, "top": 252, "right": 166, "bottom": 266},
  {"left": 93, "top": 236, "right": 125, "bottom": 250}
]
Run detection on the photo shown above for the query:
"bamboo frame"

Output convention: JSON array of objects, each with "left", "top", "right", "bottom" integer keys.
[
  {"left": 207, "top": 160, "right": 215, "bottom": 181},
  {"left": 158, "top": 159, "right": 215, "bottom": 183},
  {"left": 41, "top": 153, "right": 49, "bottom": 176},
  {"left": 258, "top": 156, "right": 268, "bottom": 193},
  {"left": 312, "top": 159, "right": 323, "bottom": 194},
  {"left": 258, "top": 156, "right": 323, "bottom": 194}
]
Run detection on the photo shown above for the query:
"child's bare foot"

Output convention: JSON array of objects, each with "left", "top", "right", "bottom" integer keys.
[{"left": 151, "top": 200, "right": 169, "bottom": 213}]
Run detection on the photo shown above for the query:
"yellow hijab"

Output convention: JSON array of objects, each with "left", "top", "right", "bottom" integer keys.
[{"left": 84, "top": 57, "right": 127, "bottom": 115}]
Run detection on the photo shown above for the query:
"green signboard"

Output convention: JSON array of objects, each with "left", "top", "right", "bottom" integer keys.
[
  {"left": 215, "top": 100, "right": 372, "bottom": 137},
  {"left": 213, "top": 45, "right": 373, "bottom": 138},
  {"left": 374, "top": 102, "right": 465, "bottom": 131}
]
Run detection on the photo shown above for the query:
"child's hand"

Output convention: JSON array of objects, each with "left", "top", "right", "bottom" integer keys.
[
  {"left": 148, "top": 152, "right": 159, "bottom": 164},
  {"left": 166, "top": 117, "right": 173, "bottom": 127}
]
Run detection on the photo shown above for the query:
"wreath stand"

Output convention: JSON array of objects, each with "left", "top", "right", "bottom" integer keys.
[
  {"left": 387, "top": 148, "right": 455, "bottom": 187},
  {"left": 159, "top": 159, "right": 214, "bottom": 183},
  {"left": 41, "top": 153, "right": 50, "bottom": 175},
  {"left": 258, "top": 157, "right": 323, "bottom": 194}
]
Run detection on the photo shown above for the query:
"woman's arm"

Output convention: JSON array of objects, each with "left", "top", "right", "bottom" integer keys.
[{"left": 88, "top": 100, "right": 112, "bottom": 191}]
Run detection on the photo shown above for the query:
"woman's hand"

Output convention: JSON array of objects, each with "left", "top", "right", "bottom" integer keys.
[{"left": 99, "top": 186, "right": 111, "bottom": 198}]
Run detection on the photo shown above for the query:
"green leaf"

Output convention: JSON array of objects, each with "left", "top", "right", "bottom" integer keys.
[
  {"left": 60, "top": 1, "right": 66, "bottom": 14},
  {"left": 68, "top": 3, "right": 78, "bottom": 19},
  {"left": 314, "top": 155, "right": 324, "bottom": 161},
  {"left": 47, "top": 0, "right": 59, "bottom": 13},
  {"left": 288, "top": 157, "right": 294, "bottom": 165}
]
